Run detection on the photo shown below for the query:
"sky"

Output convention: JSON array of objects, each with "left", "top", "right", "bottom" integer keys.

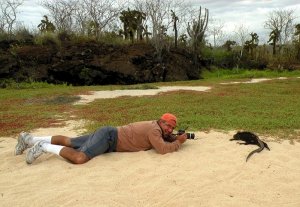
[
  {"left": 16, "top": 0, "right": 300, "bottom": 44},
  {"left": 191, "top": 0, "right": 300, "bottom": 43}
]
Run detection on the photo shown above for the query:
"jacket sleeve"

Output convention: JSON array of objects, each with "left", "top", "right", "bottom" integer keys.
[
  {"left": 148, "top": 129, "right": 181, "bottom": 154},
  {"left": 163, "top": 134, "right": 177, "bottom": 142}
]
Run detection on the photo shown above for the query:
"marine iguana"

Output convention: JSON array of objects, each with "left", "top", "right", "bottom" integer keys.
[{"left": 230, "top": 131, "right": 270, "bottom": 162}]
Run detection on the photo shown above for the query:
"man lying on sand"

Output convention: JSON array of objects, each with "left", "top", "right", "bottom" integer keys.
[{"left": 15, "top": 113, "right": 187, "bottom": 164}]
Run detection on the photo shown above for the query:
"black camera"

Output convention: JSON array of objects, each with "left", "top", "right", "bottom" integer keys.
[{"left": 177, "top": 129, "right": 195, "bottom": 139}]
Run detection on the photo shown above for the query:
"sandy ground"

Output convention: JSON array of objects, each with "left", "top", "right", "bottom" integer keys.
[
  {"left": 1, "top": 124, "right": 300, "bottom": 207},
  {"left": 1, "top": 79, "right": 300, "bottom": 207}
]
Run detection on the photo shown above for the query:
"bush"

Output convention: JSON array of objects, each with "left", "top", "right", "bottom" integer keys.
[
  {"left": 240, "top": 59, "right": 268, "bottom": 70},
  {"left": 0, "top": 78, "right": 69, "bottom": 89},
  {"left": 14, "top": 26, "right": 34, "bottom": 44},
  {"left": 203, "top": 48, "right": 238, "bottom": 68},
  {"left": 34, "top": 32, "right": 60, "bottom": 47},
  {"left": 57, "top": 31, "right": 72, "bottom": 42},
  {"left": 70, "top": 34, "right": 97, "bottom": 44},
  {"left": 0, "top": 32, "right": 11, "bottom": 41},
  {"left": 98, "top": 31, "right": 131, "bottom": 45}
]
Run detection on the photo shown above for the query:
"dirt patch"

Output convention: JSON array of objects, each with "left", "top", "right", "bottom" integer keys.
[
  {"left": 220, "top": 77, "right": 293, "bottom": 85},
  {"left": 75, "top": 86, "right": 211, "bottom": 104}
]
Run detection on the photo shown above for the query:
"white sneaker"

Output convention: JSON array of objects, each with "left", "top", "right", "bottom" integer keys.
[
  {"left": 15, "top": 132, "right": 33, "bottom": 155},
  {"left": 26, "top": 141, "right": 46, "bottom": 164}
]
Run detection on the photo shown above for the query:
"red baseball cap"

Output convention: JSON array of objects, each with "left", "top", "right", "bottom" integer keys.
[{"left": 161, "top": 113, "right": 177, "bottom": 128}]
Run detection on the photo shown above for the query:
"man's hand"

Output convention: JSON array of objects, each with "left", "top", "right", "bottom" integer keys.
[{"left": 176, "top": 134, "right": 187, "bottom": 144}]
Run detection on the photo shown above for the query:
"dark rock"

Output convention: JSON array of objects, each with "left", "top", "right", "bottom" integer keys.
[{"left": 0, "top": 41, "right": 202, "bottom": 85}]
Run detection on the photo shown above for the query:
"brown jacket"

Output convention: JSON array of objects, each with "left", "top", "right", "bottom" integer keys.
[{"left": 116, "top": 120, "right": 181, "bottom": 154}]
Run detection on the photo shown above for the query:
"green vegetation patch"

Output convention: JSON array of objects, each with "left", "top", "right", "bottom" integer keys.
[
  {"left": 0, "top": 84, "right": 84, "bottom": 136},
  {"left": 1, "top": 71, "right": 299, "bottom": 141}
]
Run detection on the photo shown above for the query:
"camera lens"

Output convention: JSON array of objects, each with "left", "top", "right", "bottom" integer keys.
[{"left": 186, "top": 133, "right": 195, "bottom": 139}]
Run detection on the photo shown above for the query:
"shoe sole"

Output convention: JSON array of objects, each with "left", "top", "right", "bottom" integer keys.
[{"left": 15, "top": 134, "right": 27, "bottom": 155}]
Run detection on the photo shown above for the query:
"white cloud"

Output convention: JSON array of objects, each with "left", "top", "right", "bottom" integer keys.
[{"left": 17, "top": 0, "right": 48, "bottom": 29}]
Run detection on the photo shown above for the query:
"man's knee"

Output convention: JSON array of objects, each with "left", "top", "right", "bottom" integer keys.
[{"left": 73, "top": 152, "right": 90, "bottom": 164}]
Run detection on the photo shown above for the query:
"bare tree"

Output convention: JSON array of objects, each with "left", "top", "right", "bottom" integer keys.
[
  {"left": 207, "top": 17, "right": 225, "bottom": 47},
  {"left": 132, "top": 0, "right": 189, "bottom": 39},
  {"left": 40, "top": 0, "right": 125, "bottom": 36},
  {"left": 0, "top": 0, "right": 24, "bottom": 37},
  {"left": 40, "top": 0, "right": 78, "bottom": 32},
  {"left": 78, "top": 0, "right": 124, "bottom": 37},
  {"left": 232, "top": 24, "right": 250, "bottom": 68},
  {"left": 233, "top": 24, "right": 249, "bottom": 60},
  {"left": 264, "top": 9, "right": 296, "bottom": 46},
  {"left": 131, "top": 0, "right": 186, "bottom": 61},
  {"left": 144, "top": 0, "right": 170, "bottom": 40},
  {"left": 0, "top": 7, "right": 5, "bottom": 33},
  {"left": 73, "top": 1, "right": 89, "bottom": 35},
  {"left": 234, "top": 24, "right": 249, "bottom": 47}
]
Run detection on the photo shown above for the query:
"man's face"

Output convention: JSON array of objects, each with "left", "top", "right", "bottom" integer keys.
[{"left": 160, "top": 120, "right": 175, "bottom": 135}]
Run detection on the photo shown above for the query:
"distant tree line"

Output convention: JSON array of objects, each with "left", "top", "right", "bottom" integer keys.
[{"left": 1, "top": 0, "right": 300, "bottom": 72}]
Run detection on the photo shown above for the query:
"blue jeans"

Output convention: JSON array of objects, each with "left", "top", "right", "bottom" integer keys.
[{"left": 70, "top": 126, "right": 118, "bottom": 159}]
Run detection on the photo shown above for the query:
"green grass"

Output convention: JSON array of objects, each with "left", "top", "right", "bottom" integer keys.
[
  {"left": 0, "top": 84, "right": 85, "bottom": 135},
  {"left": 74, "top": 78, "right": 300, "bottom": 140},
  {"left": 0, "top": 69, "right": 300, "bottom": 140},
  {"left": 202, "top": 68, "right": 300, "bottom": 80}
]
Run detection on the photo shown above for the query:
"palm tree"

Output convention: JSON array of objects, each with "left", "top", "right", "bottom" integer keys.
[
  {"left": 268, "top": 28, "right": 280, "bottom": 55},
  {"left": 249, "top": 32, "right": 259, "bottom": 58},
  {"left": 222, "top": 40, "right": 236, "bottom": 52},
  {"left": 171, "top": 10, "right": 179, "bottom": 48}
]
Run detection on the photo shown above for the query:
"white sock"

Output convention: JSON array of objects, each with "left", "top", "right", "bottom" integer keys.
[
  {"left": 29, "top": 136, "right": 52, "bottom": 146},
  {"left": 41, "top": 143, "right": 64, "bottom": 156}
]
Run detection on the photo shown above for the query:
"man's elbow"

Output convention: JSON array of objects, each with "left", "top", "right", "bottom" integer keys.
[{"left": 156, "top": 148, "right": 177, "bottom": 155}]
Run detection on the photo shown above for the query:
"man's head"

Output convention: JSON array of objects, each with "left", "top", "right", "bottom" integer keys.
[{"left": 159, "top": 113, "right": 177, "bottom": 134}]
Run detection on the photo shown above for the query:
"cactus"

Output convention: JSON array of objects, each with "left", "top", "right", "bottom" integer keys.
[
  {"left": 187, "top": 6, "right": 209, "bottom": 65},
  {"left": 38, "top": 15, "right": 56, "bottom": 33},
  {"left": 120, "top": 9, "right": 146, "bottom": 42}
]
